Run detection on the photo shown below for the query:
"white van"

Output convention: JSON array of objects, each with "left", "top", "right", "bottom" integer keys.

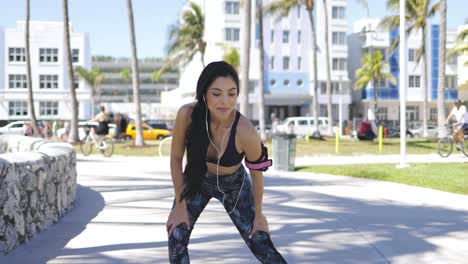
[{"left": 275, "top": 116, "right": 330, "bottom": 136}]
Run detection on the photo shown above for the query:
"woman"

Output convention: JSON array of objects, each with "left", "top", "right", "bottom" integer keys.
[{"left": 167, "top": 61, "right": 286, "bottom": 263}]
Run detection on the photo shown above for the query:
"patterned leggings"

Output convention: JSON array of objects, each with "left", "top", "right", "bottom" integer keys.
[{"left": 168, "top": 166, "right": 287, "bottom": 263}]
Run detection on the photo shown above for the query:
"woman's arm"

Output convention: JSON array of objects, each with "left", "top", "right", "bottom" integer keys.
[
  {"left": 170, "top": 104, "right": 192, "bottom": 204},
  {"left": 239, "top": 119, "right": 265, "bottom": 215}
]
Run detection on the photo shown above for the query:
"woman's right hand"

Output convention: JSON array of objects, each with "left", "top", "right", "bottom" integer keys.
[{"left": 167, "top": 200, "right": 190, "bottom": 237}]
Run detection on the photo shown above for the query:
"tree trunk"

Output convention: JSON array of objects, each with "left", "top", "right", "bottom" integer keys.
[
  {"left": 422, "top": 27, "right": 428, "bottom": 137},
  {"left": 257, "top": 0, "right": 266, "bottom": 140},
  {"left": 372, "top": 78, "right": 378, "bottom": 120},
  {"left": 25, "top": 0, "right": 40, "bottom": 137},
  {"left": 240, "top": 0, "right": 251, "bottom": 117},
  {"left": 127, "top": 0, "right": 144, "bottom": 146},
  {"left": 62, "top": 0, "right": 79, "bottom": 143},
  {"left": 307, "top": 7, "right": 321, "bottom": 138},
  {"left": 437, "top": 0, "right": 447, "bottom": 130},
  {"left": 322, "top": 0, "right": 333, "bottom": 136}
]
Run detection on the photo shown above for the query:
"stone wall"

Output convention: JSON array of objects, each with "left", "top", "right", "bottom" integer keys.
[{"left": 0, "top": 135, "right": 77, "bottom": 255}]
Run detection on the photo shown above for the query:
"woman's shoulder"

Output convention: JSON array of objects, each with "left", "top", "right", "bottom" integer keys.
[
  {"left": 236, "top": 111, "right": 258, "bottom": 138},
  {"left": 175, "top": 102, "right": 198, "bottom": 127},
  {"left": 179, "top": 102, "right": 196, "bottom": 114}
]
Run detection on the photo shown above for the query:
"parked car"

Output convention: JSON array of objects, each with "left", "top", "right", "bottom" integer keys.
[
  {"left": 276, "top": 116, "right": 330, "bottom": 136},
  {"left": 409, "top": 125, "right": 438, "bottom": 138},
  {"left": 125, "top": 123, "right": 171, "bottom": 140},
  {"left": 0, "top": 121, "right": 45, "bottom": 135},
  {"left": 0, "top": 121, "right": 27, "bottom": 135},
  {"left": 146, "top": 120, "right": 169, "bottom": 130}
]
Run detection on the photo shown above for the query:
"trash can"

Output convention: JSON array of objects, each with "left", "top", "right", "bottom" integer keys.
[{"left": 272, "top": 133, "right": 297, "bottom": 171}]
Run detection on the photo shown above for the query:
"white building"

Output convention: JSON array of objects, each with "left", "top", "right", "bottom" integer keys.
[
  {"left": 164, "top": 0, "right": 351, "bottom": 123},
  {"left": 348, "top": 18, "right": 459, "bottom": 127},
  {"left": 457, "top": 23, "right": 468, "bottom": 92},
  {"left": 0, "top": 21, "right": 91, "bottom": 122}
]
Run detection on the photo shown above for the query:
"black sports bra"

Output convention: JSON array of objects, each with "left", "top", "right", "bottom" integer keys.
[{"left": 206, "top": 111, "right": 245, "bottom": 167}]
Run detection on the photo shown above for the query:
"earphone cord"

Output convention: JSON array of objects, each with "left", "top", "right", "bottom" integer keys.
[{"left": 205, "top": 104, "right": 245, "bottom": 215}]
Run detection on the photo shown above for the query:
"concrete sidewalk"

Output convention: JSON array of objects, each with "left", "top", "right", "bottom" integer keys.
[{"left": 2, "top": 155, "right": 468, "bottom": 264}]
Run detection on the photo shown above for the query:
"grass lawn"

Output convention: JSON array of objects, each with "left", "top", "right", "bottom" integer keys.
[
  {"left": 73, "top": 137, "right": 440, "bottom": 157},
  {"left": 73, "top": 139, "right": 164, "bottom": 156},
  {"left": 264, "top": 137, "right": 439, "bottom": 157},
  {"left": 297, "top": 163, "right": 468, "bottom": 195}
]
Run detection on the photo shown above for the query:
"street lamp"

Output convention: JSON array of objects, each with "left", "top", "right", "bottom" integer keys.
[{"left": 398, "top": 0, "right": 409, "bottom": 168}]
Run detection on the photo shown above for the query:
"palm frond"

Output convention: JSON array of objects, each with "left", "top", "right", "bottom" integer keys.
[{"left": 264, "top": 0, "right": 299, "bottom": 21}]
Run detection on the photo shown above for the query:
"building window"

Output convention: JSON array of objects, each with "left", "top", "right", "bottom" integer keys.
[
  {"left": 406, "top": 106, "right": 419, "bottom": 121},
  {"left": 283, "top": 56, "right": 290, "bottom": 70},
  {"left": 39, "top": 75, "right": 59, "bottom": 89},
  {"left": 447, "top": 55, "right": 457, "bottom": 65},
  {"left": 8, "top": 47, "right": 26, "bottom": 62},
  {"left": 297, "top": 79, "right": 303, "bottom": 86},
  {"left": 8, "top": 101, "right": 28, "bottom": 116},
  {"left": 409, "top": 75, "right": 421, "bottom": 88},
  {"left": 225, "top": 1, "right": 240, "bottom": 14},
  {"left": 39, "top": 101, "right": 59, "bottom": 116},
  {"left": 271, "top": 56, "right": 275, "bottom": 70},
  {"left": 430, "top": 107, "right": 437, "bottom": 121},
  {"left": 297, "top": 30, "right": 302, "bottom": 44},
  {"left": 409, "top": 49, "right": 416, "bottom": 62},
  {"left": 445, "top": 75, "right": 457, "bottom": 89},
  {"left": 39, "top": 48, "right": 59, "bottom": 63},
  {"left": 376, "top": 107, "right": 388, "bottom": 121},
  {"left": 282, "top": 30, "right": 289, "bottom": 44},
  {"left": 74, "top": 75, "right": 79, "bottom": 89},
  {"left": 297, "top": 6, "right": 301, "bottom": 18},
  {"left": 283, "top": 79, "right": 290, "bottom": 86},
  {"left": 271, "top": 30, "right": 274, "bottom": 42},
  {"left": 297, "top": 56, "right": 302, "bottom": 70},
  {"left": 270, "top": 79, "right": 276, "bottom": 86},
  {"left": 332, "top": 32, "right": 346, "bottom": 45},
  {"left": 8, "top": 74, "right": 27, "bottom": 89},
  {"left": 332, "top": 6, "right": 345, "bottom": 19},
  {"left": 332, "top": 58, "right": 346, "bottom": 71},
  {"left": 225, "top": 28, "right": 240, "bottom": 41},
  {"left": 72, "top": 49, "right": 79, "bottom": 63}
]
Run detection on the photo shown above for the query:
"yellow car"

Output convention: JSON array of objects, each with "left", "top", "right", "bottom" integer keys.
[{"left": 125, "top": 123, "right": 170, "bottom": 140}]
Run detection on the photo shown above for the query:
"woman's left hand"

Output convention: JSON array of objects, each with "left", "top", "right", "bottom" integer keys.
[{"left": 249, "top": 213, "right": 270, "bottom": 238}]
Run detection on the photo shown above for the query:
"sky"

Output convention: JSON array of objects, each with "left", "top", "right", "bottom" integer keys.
[{"left": 0, "top": 0, "right": 466, "bottom": 58}]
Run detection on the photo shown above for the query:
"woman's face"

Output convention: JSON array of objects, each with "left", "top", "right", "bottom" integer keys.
[{"left": 205, "top": 76, "right": 238, "bottom": 119}]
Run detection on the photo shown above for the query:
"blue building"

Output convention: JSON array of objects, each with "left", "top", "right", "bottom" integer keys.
[{"left": 348, "top": 18, "right": 459, "bottom": 128}]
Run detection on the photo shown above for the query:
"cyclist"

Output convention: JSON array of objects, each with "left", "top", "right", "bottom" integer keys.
[
  {"left": 445, "top": 99, "right": 468, "bottom": 150},
  {"left": 89, "top": 106, "right": 110, "bottom": 146}
]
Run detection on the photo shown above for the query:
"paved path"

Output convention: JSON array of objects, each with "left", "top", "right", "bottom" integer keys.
[{"left": 2, "top": 155, "right": 468, "bottom": 263}]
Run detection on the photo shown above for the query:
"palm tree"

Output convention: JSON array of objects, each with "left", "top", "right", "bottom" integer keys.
[
  {"left": 126, "top": 0, "right": 144, "bottom": 146},
  {"left": 221, "top": 45, "right": 241, "bottom": 71},
  {"left": 265, "top": 0, "right": 321, "bottom": 138},
  {"left": 157, "top": 2, "right": 206, "bottom": 78},
  {"left": 25, "top": 0, "right": 40, "bottom": 137},
  {"left": 120, "top": 68, "right": 131, "bottom": 102},
  {"left": 381, "top": 0, "right": 440, "bottom": 137},
  {"left": 449, "top": 29, "right": 468, "bottom": 61},
  {"left": 240, "top": 0, "right": 252, "bottom": 116},
  {"left": 321, "top": 0, "right": 333, "bottom": 136},
  {"left": 75, "top": 66, "right": 104, "bottom": 114},
  {"left": 257, "top": 0, "right": 267, "bottom": 140},
  {"left": 62, "top": 0, "right": 79, "bottom": 143},
  {"left": 436, "top": 0, "right": 446, "bottom": 130},
  {"left": 355, "top": 51, "right": 397, "bottom": 116}
]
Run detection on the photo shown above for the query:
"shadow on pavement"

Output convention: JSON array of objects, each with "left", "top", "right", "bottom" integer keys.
[{"left": 1, "top": 185, "right": 105, "bottom": 264}]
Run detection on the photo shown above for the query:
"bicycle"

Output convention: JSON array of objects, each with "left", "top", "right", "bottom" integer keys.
[
  {"left": 80, "top": 124, "right": 114, "bottom": 157},
  {"left": 437, "top": 124, "right": 468, "bottom": 158}
]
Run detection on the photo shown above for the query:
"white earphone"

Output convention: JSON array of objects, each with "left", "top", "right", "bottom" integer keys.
[{"left": 203, "top": 96, "right": 245, "bottom": 214}]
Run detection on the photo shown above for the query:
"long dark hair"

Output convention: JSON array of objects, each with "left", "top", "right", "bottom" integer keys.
[{"left": 181, "top": 61, "right": 240, "bottom": 201}]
